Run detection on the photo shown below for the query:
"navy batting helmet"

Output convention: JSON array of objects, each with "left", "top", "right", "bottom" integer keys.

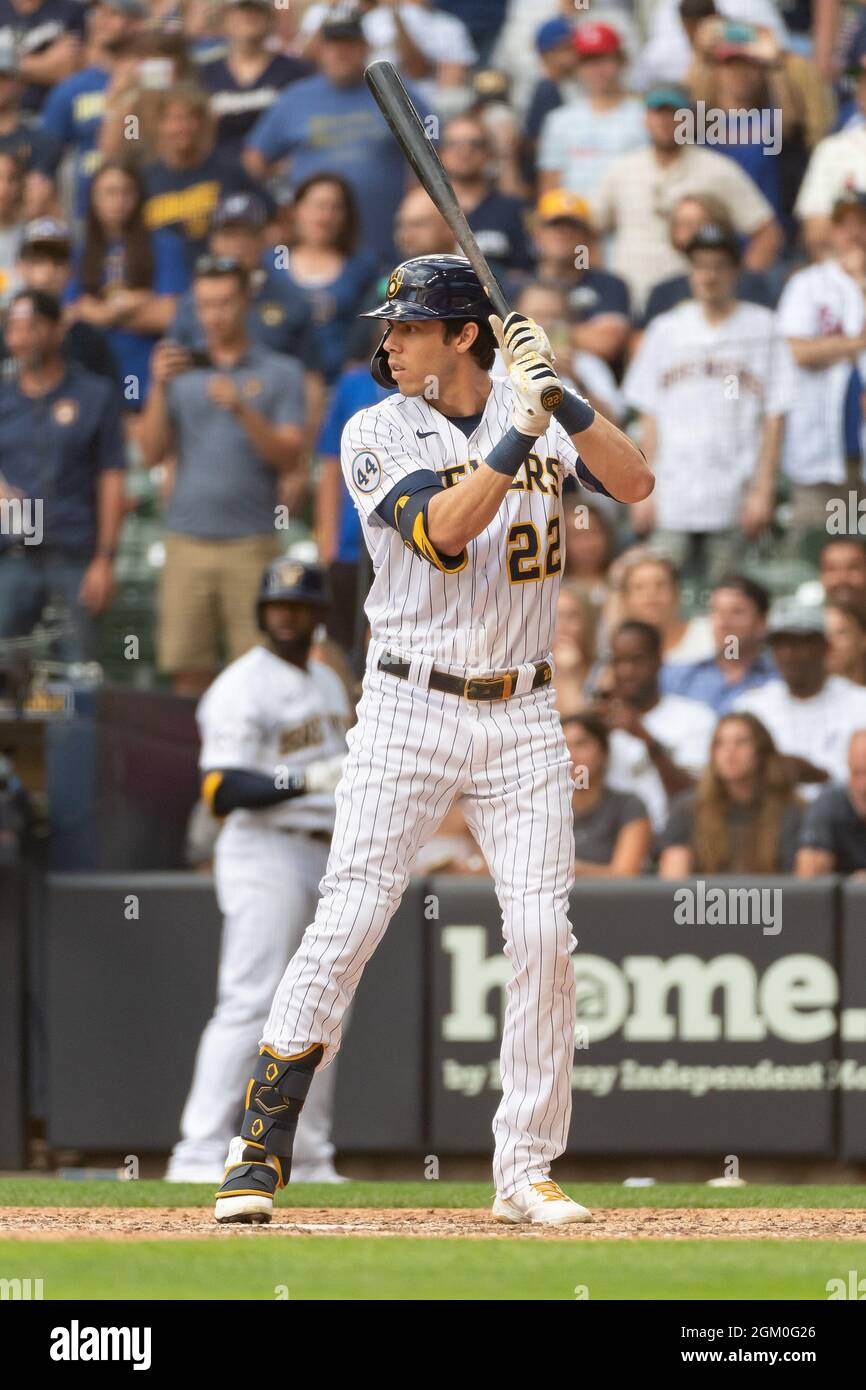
[
  {"left": 256, "top": 557, "right": 330, "bottom": 630},
  {"left": 360, "top": 254, "right": 493, "bottom": 388}
]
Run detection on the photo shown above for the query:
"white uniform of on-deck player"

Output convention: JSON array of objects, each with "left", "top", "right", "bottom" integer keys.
[
  {"left": 253, "top": 374, "right": 604, "bottom": 1197},
  {"left": 167, "top": 645, "right": 351, "bottom": 1182}
]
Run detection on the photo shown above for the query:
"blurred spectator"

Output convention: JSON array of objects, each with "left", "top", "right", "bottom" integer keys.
[
  {"left": 435, "top": 0, "right": 507, "bottom": 68},
  {"left": 640, "top": 194, "right": 775, "bottom": 330},
  {"left": 658, "top": 712, "right": 803, "bottom": 876},
  {"left": 314, "top": 319, "right": 392, "bottom": 657},
  {"left": 638, "top": 0, "right": 791, "bottom": 90},
  {"left": 824, "top": 600, "right": 866, "bottom": 685},
  {"left": 170, "top": 192, "right": 324, "bottom": 434},
  {"left": 300, "top": 0, "right": 477, "bottom": 113},
  {"left": 394, "top": 186, "right": 457, "bottom": 259},
  {"left": 275, "top": 172, "right": 378, "bottom": 384},
  {"left": 552, "top": 580, "right": 599, "bottom": 715},
  {"left": 97, "top": 28, "right": 202, "bottom": 167},
  {"left": 600, "top": 620, "right": 716, "bottom": 830},
  {"left": 0, "top": 150, "right": 24, "bottom": 302},
  {"left": 532, "top": 189, "right": 630, "bottom": 366},
  {"left": 140, "top": 257, "right": 307, "bottom": 695},
  {"left": 0, "top": 37, "right": 63, "bottom": 209},
  {"left": 563, "top": 495, "right": 615, "bottom": 601},
  {"left": 609, "top": 547, "right": 713, "bottom": 667},
  {"left": 686, "top": 18, "right": 803, "bottom": 226},
  {"left": 592, "top": 83, "right": 782, "bottom": 312},
  {"left": 0, "top": 289, "right": 125, "bottom": 658},
  {"left": 28, "top": 0, "right": 146, "bottom": 220},
  {"left": 2, "top": 218, "right": 117, "bottom": 380},
  {"left": 734, "top": 600, "right": 866, "bottom": 797},
  {"left": 663, "top": 573, "right": 776, "bottom": 711},
  {"left": 439, "top": 113, "right": 532, "bottom": 280},
  {"left": 245, "top": 11, "right": 428, "bottom": 265},
  {"left": 796, "top": 730, "right": 866, "bottom": 876},
  {"left": 523, "top": 16, "right": 580, "bottom": 168},
  {"left": 201, "top": 0, "right": 312, "bottom": 159},
  {"left": 820, "top": 537, "right": 866, "bottom": 610},
  {"left": 538, "top": 22, "right": 646, "bottom": 202},
  {"left": 66, "top": 161, "right": 189, "bottom": 426},
  {"left": 796, "top": 52, "right": 866, "bottom": 256},
  {"left": 625, "top": 223, "right": 795, "bottom": 581},
  {"left": 563, "top": 711, "right": 651, "bottom": 875},
  {"left": 776, "top": 193, "right": 866, "bottom": 544},
  {"left": 513, "top": 281, "right": 624, "bottom": 422},
  {"left": 142, "top": 82, "right": 266, "bottom": 267},
  {"left": 0, "top": 0, "right": 85, "bottom": 115}
]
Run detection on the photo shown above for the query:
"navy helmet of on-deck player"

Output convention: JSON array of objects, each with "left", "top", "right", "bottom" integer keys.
[
  {"left": 360, "top": 254, "right": 494, "bottom": 388},
  {"left": 256, "top": 557, "right": 330, "bottom": 630}
]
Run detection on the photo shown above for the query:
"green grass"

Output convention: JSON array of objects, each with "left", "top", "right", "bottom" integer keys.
[
  {"left": 0, "top": 1237, "right": 861, "bottom": 1300},
  {"left": 3, "top": 1180, "right": 863, "bottom": 1300},
  {"left": 1, "top": 1178, "right": 865, "bottom": 1210}
]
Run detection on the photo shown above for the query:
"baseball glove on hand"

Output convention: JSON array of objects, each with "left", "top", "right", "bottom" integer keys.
[{"left": 305, "top": 754, "right": 345, "bottom": 795}]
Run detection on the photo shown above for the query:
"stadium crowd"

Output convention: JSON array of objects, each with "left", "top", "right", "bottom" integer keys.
[{"left": 0, "top": 0, "right": 865, "bottom": 878}]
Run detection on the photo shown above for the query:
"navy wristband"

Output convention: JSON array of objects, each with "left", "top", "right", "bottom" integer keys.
[
  {"left": 484, "top": 424, "right": 535, "bottom": 477},
  {"left": 555, "top": 388, "right": 595, "bottom": 436}
]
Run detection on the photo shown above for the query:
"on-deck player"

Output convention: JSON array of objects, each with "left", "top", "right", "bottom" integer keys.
[
  {"left": 167, "top": 559, "right": 350, "bottom": 1184},
  {"left": 214, "top": 255, "right": 653, "bottom": 1226}
]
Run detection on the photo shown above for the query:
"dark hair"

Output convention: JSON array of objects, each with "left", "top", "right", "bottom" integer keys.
[
  {"left": 820, "top": 536, "right": 866, "bottom": 562},
  {"left": 442, "top": 316, "right": 497, "bottom": 370},
  {"left": 81, "top": 160, "right": 154, "bottom": 297},
  {"left": 193, "top": 253, "right": 249, "bottom": 294},
  {"left": 8, "top": 288, "right": 61, "bottom": 322},
  {"left": 679, "top": 0, "right": 716, "bottom": 18},
  {"left": 0, "top": 150, "right": 24, "bottom": 184},
  {"left": 561, "top": 710, "right": 610, "bottom": 755},
  {"left": 614, "top": 619, "right": 662, "bottom": 659},
  {"left": 291, "top": 172, "right": 359, "bottom": 257},
  {"left": 712, "top": 573, "right": 770, "bottom": 617}
]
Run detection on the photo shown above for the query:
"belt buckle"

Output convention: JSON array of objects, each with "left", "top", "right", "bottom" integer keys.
[{"left": 464, "top": 670, "right": 514, "bottom": 701}]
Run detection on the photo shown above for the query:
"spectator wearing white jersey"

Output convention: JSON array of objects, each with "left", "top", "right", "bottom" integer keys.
[
  {"left": 776, "top": 192, "right": 866, "bottom": 541},
  {"left": 597, "top": 620, "right": 716, "bottom": 833},
  {"left": 591, "top": 83, "right": 782, "bottom": 314},
  {"left": 733, "top": 601, "right": 866, "bottom": 799},
  {"left": 624, "top": 222, "right": 795, "bottom": 583},
  {"left": 795, "top": 52, "right": 866, "bottom": 258}
]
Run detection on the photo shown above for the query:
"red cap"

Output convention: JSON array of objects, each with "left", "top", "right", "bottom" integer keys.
[{"left": 574, "top": 22, "right": 622, "bottom": 58}]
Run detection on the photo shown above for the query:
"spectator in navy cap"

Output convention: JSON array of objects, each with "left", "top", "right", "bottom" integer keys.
[
  {"left": 4, "top": 217, "right": 118, "bottom": 382},
  {"left": 522, "top": 17, "right": 579, "bottom": 169}
]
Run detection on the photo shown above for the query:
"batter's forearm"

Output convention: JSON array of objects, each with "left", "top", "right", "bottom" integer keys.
[{"left": 568, "top": 413, "right": 654, "bottom": 503}]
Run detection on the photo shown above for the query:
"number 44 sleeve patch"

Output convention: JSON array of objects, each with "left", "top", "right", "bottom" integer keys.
[{"left": 351, "top": 450, "right": 382, "bottom": 494}]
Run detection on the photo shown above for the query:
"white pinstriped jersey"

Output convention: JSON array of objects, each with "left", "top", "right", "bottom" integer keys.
[
  {"left": 341, "top": 375, "right": 593, "bottom": 673},
  {"left": 197, "top": 647, "right": 351, "bottom": 833}
]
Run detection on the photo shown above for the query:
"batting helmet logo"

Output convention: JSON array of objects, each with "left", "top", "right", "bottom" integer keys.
[{"left": 386, "top": 265, "right": 405, "bottom": 300}]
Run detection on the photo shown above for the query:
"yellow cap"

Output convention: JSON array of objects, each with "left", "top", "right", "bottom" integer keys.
[{"left": 536, "top": 189, "right": 593, "bottom": 225}]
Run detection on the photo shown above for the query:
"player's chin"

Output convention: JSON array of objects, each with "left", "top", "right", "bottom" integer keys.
[{"left": 389, "top": 367, "right": 423, "bottom": 395}]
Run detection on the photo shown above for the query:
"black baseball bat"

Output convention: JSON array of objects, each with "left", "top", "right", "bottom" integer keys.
[{"left": 364, "top": 59, "right": 564, "bottom": 409}]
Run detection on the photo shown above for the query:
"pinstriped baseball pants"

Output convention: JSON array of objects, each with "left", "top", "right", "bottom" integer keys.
[{"left": 254, "top": 655, "right": 577, "bottom": 1198}]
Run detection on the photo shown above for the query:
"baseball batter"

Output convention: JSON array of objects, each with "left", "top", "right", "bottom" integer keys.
[
  {"left": 214, "top": 255, "right": 652, "bottom": 1226},
  {"left": 167, "top": 559, "right": 350, "bottom": 1184}
]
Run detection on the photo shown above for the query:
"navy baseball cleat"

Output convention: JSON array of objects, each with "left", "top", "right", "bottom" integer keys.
[{"left": 214, "top": 1141, "right": 282, "bottom": 1224}]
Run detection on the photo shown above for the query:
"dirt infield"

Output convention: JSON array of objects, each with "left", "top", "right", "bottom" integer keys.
[{"left": 2, "top": 1206, "right": 866, "bottom": 1241}]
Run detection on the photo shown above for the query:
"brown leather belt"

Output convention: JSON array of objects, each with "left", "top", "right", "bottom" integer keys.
[{"left": 377, "top": 654, "right": 552, "bottom": 702}]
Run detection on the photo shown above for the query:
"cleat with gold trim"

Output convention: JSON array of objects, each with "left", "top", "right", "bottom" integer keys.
[{"left": 492, "top": 1179, "right": 592, "bottom": 1226}]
